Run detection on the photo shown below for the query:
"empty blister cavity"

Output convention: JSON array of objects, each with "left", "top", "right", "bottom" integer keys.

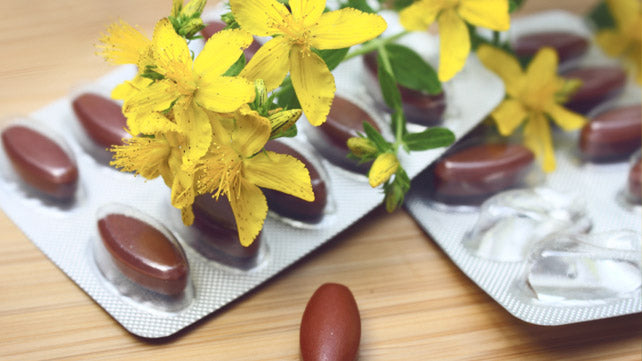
[
  {"left": 464, "top": 188, "right": 592, "bottom": 262},
  {"left": 93, "top": 204, "right": 193, "bottom": 312},
  {"left": 526, "top": 231, "right": 641, "bottom": 304},
  {"left": 263, "top": 138, "right": 336, "bottom": 227},
  {"left": 70, "top": 92, "right": 130, "bottom": 166},
  {"left": 0, "top": 121, "right": 84, "bottom": 208}
]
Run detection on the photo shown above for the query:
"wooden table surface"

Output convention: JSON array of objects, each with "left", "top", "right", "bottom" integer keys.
[{"left": 1, "top": 0, "right": 640, "bottom": 360}]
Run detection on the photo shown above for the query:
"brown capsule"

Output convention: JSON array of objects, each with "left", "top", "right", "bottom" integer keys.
[
  {"left": 263, "top": 141, "right": 327, "bottom": 222},
  {"left": 1, "top": 125, "right": 78, "bottom": 200},
  {"left": 191, "top": 194, "right": 261, "bottom": 267},
  {"left": 513, "top": 32, "right": 589, "bottom": 66},
  {"left": 563, "top": 67, "right": 627, "bottom": 114},
  {"left": 580, "top": 105, "right": 642, "bottom": 162},
  {"left": 363, "top": 51, "right": 445, "bottom": 126},
  {"left": 98, "top": 214, "right": 189, "bottom": 296},
  {"left": 308, "top": 96, "right": 380, "bottom": 173},
  {"left": 433, "top": 143, "right": 534, "bottom": 204},
  {"left": 201, "top": 21, "right": 262, "bottom": 61},
  {"left": 627, "top": 158, "right": 641, "bottom": 204},
  {"left": 72, "top": 93, "right": 129, "bottom": 148},
  {"left": 300, "top": 283, "right": 361, "bottom": 361}
]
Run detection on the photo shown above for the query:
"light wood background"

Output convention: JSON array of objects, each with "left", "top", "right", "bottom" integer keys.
[{"left": 1, "top": 0, "right": 640, "bottom": 360}]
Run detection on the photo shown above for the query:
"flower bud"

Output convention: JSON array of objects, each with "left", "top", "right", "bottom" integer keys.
[
  {"left": 368, "top": 153, "right": 399, "bottom": 188},
  {"left": 347, "top": 137, "right": 378, "bottom": 158},
  {"left": 269, "top": 109, "right": 301, "bottom": 138}
]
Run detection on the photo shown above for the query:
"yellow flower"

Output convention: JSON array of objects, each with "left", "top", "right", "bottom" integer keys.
[
  {"left": 477, "top": 45, "right": 586, "bottom": 172},
  {"left": 596, "top": 0, "right": 642, "bottom": 84},
  {"left": 122, "top": 18, "right": 256, "bottom": 165},
  {"left": 400, "top": 0, "right": 510, "bottom": 82},
  {"left": 368, "top": 153, "right": 400, "bottom": 187},
  {"left": 110, "top": 129, "right": 198, "bottom": 224},
  {"left": 230, "top": 0, "right": 387, "bottom": 126},
  {"left": 98, "top": 20, "right": 153, "bottom": 67},
  {"left": 196, "top": 107, "right": 314, "bottom": 246}
]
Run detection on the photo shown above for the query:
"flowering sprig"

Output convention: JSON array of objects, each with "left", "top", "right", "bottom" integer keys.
[{"left": 99, "top": 0, "right": 595, "bottom": 247}]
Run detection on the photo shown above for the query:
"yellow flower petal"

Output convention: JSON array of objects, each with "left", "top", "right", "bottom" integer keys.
[
  {"left": 194, "top": 29, "right": 253, "bottom": 77},
  {"left": 546, "top": 104, "right": 586, "bottom": 131},
  {"left": 171, "top": 169, "right": 196, "bottom": 210},
  {"left": 437, "top": 8, "right": 470, "bottom": 81},
  {"left": 231, "top": 108, "right": 271, "bottom": 157},
  {"left": 491, "top": 99, "right": 527, "bottom": 136},
  {"left": 477, "top": 45, "right": 524, "bottom": 97},
  {"left": 229, "top": 0, "right": 291, "bottom": 37},
  {"left": 195, "top": 74, "right": 255, "bottom": 113},
  {"left": 369, "top": 153, "right": 399, "bottom": 188},
  {"left": 399, "top": 0, "right": 442, "bottom": 31},
  {"left": 290, "top": 46, "right": 336, "bottom": 126},
  {"left": 152, "top": 18, "right": 192, "bottom": 81},
  {"left": 181, "top": 206, "right": 195, "bottom": 226},
  {"left": 596, "top": 30, "right": 629, "bottom": 56},
  {"left": 174, "top": 102, "right": 212, "bottom": 165},
  {"left": 523, "top": 47, "right": 559, "bottom": 108},
  {"left": 123, "top": 80, "right": 179, "bottom": 118},
  {"left": 245, "top": 151, "right": 314, "bottom": 201},
  {"left": 607, "top": 0, "right": 640, "bottom": 31},
  {"left": 98, "top": 20, "right": 151, "bottom": 65},
  {"left": 309, "top": 9, "right": 387, "bottom": 50},
  {"left": 134, "top": 112, "right": 179, "bottom": 135},
  {"left": 241, "top": 36, "right": 292, "bottom": 91},
  {"left": 524, "top": 112, "right": 556, "bottom": 172},
  {"left": 290, "top": 0, "right": 325, "bottom": 27},
  {"left": 228, "top": 180, "right": 268, "bottom": 247},
  {"left": 110, "top": 135, "right": 171, "bottom": 180},
  {"left": 458, "top": 0, "right": 510, "bottom": 31},
  {"left": 111, "top": 75, "right": 153, "bottom": 102}
]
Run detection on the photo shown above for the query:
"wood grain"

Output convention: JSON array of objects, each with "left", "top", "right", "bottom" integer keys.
[{"left": 1, "top": 0, "right": 640, "bottom": 360}]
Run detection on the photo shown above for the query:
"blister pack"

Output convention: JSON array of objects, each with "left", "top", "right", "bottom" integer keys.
[
  {"left": 0, "top": 8, "right": 503, "bottom": 337},
  {"left": 405, "top": 11, "right": 642, "bottom": 325}
]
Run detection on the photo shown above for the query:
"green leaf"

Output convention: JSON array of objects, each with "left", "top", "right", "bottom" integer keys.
[
  {"left": 275, "top": 77, "right": 301, "bottom": 109},
  {"left": 223, "top": 53, "right": 246, "bottom": 76},
  {"left": 392, "top": 0, "right": 414, "bottom": 11},
  {"left": 341, "top": 0, "right": 375, "bottom": 13},
  {"left": 314, "top": 47, "right": 350, "bottom": 71},
  {"left": 384, "top": 43, "right": 441, "bottom": 95},
  {"left": 588, "top": 1, "right": 615, "bottom": 30},
  {"left": 362, "top": 122, "right": 390, "bottom": 152},
  {"left": 508, "top": 0, "right": 525, "bottom": 13},
  {"left": 376, "top": 52, "right": 402, "bottom": 110},
  {"left": 403, "top": 127, "right": 455, "bottom": 151}
]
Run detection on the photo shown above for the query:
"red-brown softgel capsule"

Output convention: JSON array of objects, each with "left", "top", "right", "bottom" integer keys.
[
  {"left": 628, "top": 158, "right": 641, "bottom": 204},
  {"left": 300, "top": 283, "right": 361, "bottom": 361},
  {"left": 513, "top": 32, "right": 588, "bottom": 66},
  {"left": 98, "top": 214, "right": 189, "bottom": 296},
  {"left": 2, "top": 125, "right": 78, "bottom": 200},
  {"left": 363, "top": 51, "right": 446, "bottom": 126},
  {"left": 433, "top": 143, "right": 534, "bottom": 203},
  {"left": 201, "top": 21, "right": 262, "bottom": 61},
  {"left": 563, "top": 67, "right": 627, "bottom": 114},
  {"left": 308, "top": 96, "right": 381, "bottom": 173},
  {"left": 580, "top": 105, "right": 642, "bottom": 162},
  {"left": 263, "top": 141, "right": 327, "bottom": 222},
  {"left": 191, "top": 194, "right": 262, "bottom": 266},
  {"left": 72, "top": 93, "right": 129, "bottom": 148}
]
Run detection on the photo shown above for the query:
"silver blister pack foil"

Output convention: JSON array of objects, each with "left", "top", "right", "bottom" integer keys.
[
  {"left": 405, "top": 11, "right": 642, "bottom": 325},
  {"left": 0, "top": 9, "right": 503, "bottom": 337}
]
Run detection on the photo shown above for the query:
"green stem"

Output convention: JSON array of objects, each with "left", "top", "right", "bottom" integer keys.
[
  {"left": 343, "top": 31, "right": 410, "bottom": 61},
  {"left": 376, "top": 44, "right": 405, "bottom": 151}
]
